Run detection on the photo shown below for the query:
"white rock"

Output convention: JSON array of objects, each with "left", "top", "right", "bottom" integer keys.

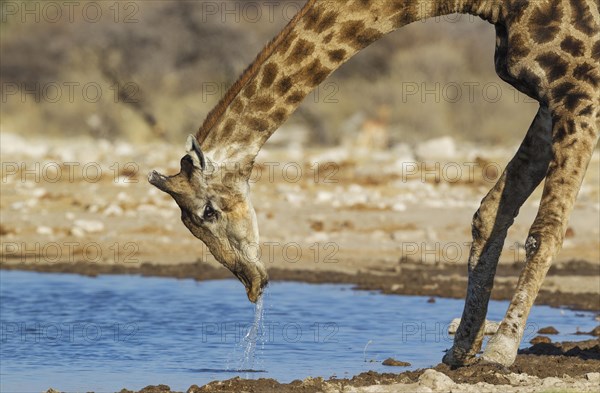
[
  {"left": 65, "top": 212, "right": 75, "bottom": 220},
  {"left": 419, "top": 369, "right": 455, "bottom": 390},
  {"left": 415, "top": 136, "right": 456, "bottom": 160},
  {"left": 70, "top": 227, "right": 86, "bottom": 238},
  {"left": 10, "top": 201, "right": 26, "bottom": 211},
  {"left": 306, "top": 232, "right": 330, "bottom": 243},
  {"left": 36, "top": 226, "right": 53, "bottom": 235},
  {"left": 391, "top": 202, "right": 407, "bottom": 212},
  {"left": 585, "top": 372, "right": 600, "bottom": 382},
  {"left": 285, "top": 193, "right": 304, "bottom": 205},
  {"left": 73, "top": 219, "right": 104, "bottom": 233},
  {"left": 103, "top": 204, "right": 123, "bottom": 216},
  {"left": 117, "top": 191, "right": 133, "bottom": 202},
  {"left": 0, "top": 132, "right": 48, "bottom": 157},
  {"left": 541, "top": 377, "right": 563, "bottom": 388},
  {"left": 115, "top": 142, "right": 134, "bottom": 156},
  {"left": 32, "top": 188, "right": 47, "bottom": 198}
]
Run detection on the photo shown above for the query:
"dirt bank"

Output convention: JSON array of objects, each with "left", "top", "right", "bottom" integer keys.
[{"left": 3, "top": 259, "right": 599, "bottom": 311}]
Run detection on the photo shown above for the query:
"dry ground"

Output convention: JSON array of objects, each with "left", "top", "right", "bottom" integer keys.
[{"left": 2, "top": 133, "right": 599, "bottom": 392}]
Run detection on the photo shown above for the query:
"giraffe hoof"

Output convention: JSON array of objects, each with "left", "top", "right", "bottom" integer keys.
[
  {"left": 442, "top": 347, "right": 477, "bottom": 367},
  {"left": 481, "top": 341, "right": 517, "bottom": 366}
]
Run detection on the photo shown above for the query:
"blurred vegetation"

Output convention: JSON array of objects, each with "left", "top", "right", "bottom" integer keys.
[{"left": 0, "top": 0, "right": 539, "bottom": 146}]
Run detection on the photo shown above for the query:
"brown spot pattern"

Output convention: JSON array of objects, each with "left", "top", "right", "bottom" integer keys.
[
  {"left": 517, "top": 68, "right": 543, "bottom": 92},
  {"left": 563, "top": 91, "right": 591, "bottom": 111},
  {"left": 552, "top": 81, "right": 576, "bottom": 99},
  {"left": 231, "top": 98, "right": 243, "bottom": 114},
  {"left": 222, "top": 119, "right": 236, "bottom": 136},
  {"left": 328, "top": 49, "right": 347, "bottom": 62},
  {"left": 276, "top": 77, "right": 293, "bottom": 96},
  {"left": 280, "top": 31, "right": 298, "bottom": 55},
  {"left": 277, "top": 76, "right": 292, "bottom": 95},
  {"left": 340, "top": 20, "right": 383, "bottom": 49},
  {"left": 535, "top": 53, "right": 568, "bottom": 81},
  {"left": 508, "top": 33, "right": 530, "bottom": 59},
  {"left": 592, "top": 41, "right": 600, "bottom": 61},
  {"left": 303, "top": 6, "right": 323, "bottom": 31},
  {"left": 528, "top": 3, "right": 563, "bottom": 44},
  {"left": 301, "top": 59, "right": 331, "bottom": 87},
  {"left": 286, "top": 91, "right": 304, "bottom": 104},
  {"left": 340, "top": 20, "right": 366, "bottom": 43},
  {"left": 306, "top": 10, "right": 337, "bottom": 33},
  {"left": 578, "top": 105, "right": 593, "bottom": 116},
  {"left": 250, "top": 96, "right": 275, "bottom": 112},
  {"left": 355, "top": 0, "right": 371, "bottom": 9},
  {"left": 573, "top": 63, "right": 600, "bottom": 87},
  {"left": 270, "top": 108, "right": 287, "bottom": 124},
  {"left": 570, "top": 0, "right": 598, "bottom": 35},
  {"left": 390, "top": 2, "right": 418, "bottom": 27},
  {"left": 246, "top": 117, "right": 270, "bottom": 132},
  {"left": 243, "top": 80, "right": 256, "bottom": 99},
  {"left": 560, "top": 36, "right": 585, "bottom": 57},
  {"left": 261, "top": 63, "right": 278, "bottom": 88},
  {"left": 289, "top": 39, "right": 315, "bottom": 63}
]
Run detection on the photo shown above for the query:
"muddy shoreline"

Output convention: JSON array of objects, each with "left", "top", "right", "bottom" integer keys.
[
  {"left": 3, "top": 259, "right": 599, "bottom": 311},
  {"left": 118, "top": 340, "right": 600, "bottom": 392}
]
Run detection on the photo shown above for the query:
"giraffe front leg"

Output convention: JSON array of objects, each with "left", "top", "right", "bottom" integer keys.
[
  {"left": 443, "top": 106, "right": 552, "bottom": 366},
  {"left": 482, "top": 113, "right": 599, "bottom": 366}
]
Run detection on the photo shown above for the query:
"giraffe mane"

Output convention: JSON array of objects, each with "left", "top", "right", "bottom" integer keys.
[{"left": 195, "top": 0, "right": 316, "bottom": 145}]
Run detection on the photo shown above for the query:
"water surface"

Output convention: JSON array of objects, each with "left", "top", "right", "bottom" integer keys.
[{"left": 1, "top": 270, "right": 596, "bottom": 392}]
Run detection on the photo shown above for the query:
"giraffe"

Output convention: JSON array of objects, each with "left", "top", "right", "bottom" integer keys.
[{"left": 148, "top": 0, "right": 600, "bottom": 367}]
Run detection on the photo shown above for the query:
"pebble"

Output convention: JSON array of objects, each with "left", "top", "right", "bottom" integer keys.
[
  {"left": 415, "top": 136, "right": 456, "bottom": 160},
  {"left": 103, "top": 204, "right": 124, "bottom": 216},
  {"left": 73, "top": 219, "right": 104, "bottom": 233},
  {"left": 537, "top": 326, "right": 559, "bottom": 334},
  {"left": 70, "top": 227, "right": 86, "bottom": 238},
  {"left": 382, "top": 358, "right": 411, "bottom": 367},
  {"left": 530, "top": 335, "right": 552, "bottom": 345},
  {"left": 391, "top": 202, "right": 407, "bottom": 212},
  {"left": 36, "top": 226, "right": 53, "bottom": 235},
  {"left": 32, "top": 188, "right": 47, "bottom": 198}
]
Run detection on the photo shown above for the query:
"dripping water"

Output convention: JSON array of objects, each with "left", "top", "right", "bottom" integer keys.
[{"left": 227, "top": 287, "right": 269, "bottom": 375}]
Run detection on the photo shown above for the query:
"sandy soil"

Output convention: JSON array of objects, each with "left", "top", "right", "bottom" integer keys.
[{"left": 2, "top": 133, "right": 599, "bottom": 392}]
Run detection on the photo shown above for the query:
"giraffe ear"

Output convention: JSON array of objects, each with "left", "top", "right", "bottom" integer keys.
[{"left": 185, "top": 134, "right": 206, "bottom": 170}]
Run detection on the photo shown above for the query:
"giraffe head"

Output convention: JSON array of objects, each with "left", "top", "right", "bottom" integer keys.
[{"left": 148, "top": 135, "right": 267, "bottom": 303}]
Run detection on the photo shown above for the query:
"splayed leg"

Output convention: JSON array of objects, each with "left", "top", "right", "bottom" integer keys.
[{"left": 443, "top": 106, "right": 552, "bottom": 366}]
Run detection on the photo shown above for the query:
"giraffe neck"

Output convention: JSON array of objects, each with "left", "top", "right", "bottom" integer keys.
[{"left": 196, "top": 0, "right": 502, "bottom": 167}]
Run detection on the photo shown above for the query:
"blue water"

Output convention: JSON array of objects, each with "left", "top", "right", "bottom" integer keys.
[{"left": 0, "top": 270, "right": 597, "bottom": 393}]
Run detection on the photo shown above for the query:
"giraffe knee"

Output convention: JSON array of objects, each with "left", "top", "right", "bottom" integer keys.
[{"left": 525, "top": 228, "right": 562, "bottom": 261}]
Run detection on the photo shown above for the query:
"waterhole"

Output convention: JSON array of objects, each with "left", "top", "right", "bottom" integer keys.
[{"left": 1, "top": 270, "right": 596, "bottom": 392}]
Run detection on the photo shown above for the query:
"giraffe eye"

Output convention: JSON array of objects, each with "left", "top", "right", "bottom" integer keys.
[{"left": 203, "top": 204, "right": 217, "bottom": 221}]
